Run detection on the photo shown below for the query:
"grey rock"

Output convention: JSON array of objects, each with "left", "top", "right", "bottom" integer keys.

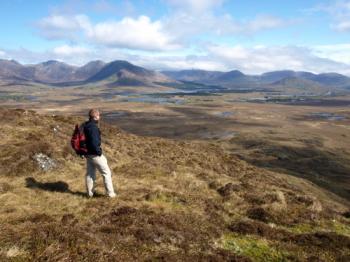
[{"left": 32, "top": 153, "right": 56, "bottom": 171}]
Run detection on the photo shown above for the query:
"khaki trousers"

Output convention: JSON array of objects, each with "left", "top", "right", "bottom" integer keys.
[{"left": 85, "top": 154, "right": 116, "bottom": 197}]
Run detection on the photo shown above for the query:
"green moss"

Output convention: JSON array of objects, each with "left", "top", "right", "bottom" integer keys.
[
  {"left": 221, "top": 233, "right": 290, "bottom": 262},
  {"left": 146, "top": 192, "right": 185, "bottom": 209},
  {"left": 284, "top": 221, "right": 350, "bottom": 237},
  {"left": 151, "top": 169, "right": 167, "bottom": 177},
  {"left": 285, "top": 223, "right": 315, "bottom": 234},
  {"left": 331, "top": 220, "right": 350, "bottom": 237}
]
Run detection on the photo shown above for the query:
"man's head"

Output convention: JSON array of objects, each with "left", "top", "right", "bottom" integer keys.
[{"left": 89, "top": 109, "right": 100, "bottom": 122}]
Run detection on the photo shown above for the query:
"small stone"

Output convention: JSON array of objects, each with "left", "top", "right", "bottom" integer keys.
[
  {"left": 53, "top": 125, "right": 60, "bottom": 133},
  {"left": 309, "top": 198, "right": 323, "bottom": 213},
  {"left": 276, "top": 190, "right": 287, "bottom": 206},
  {"left": 6, "top": 246, "right": 23, "bottom": 257},
  {"left": 33, "top": 153, "right": 56, "bottom": 172}
]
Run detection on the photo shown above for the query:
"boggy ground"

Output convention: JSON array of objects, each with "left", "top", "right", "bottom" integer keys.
[
  {"left": 69, "top": 98, "right": 350, "bottom": 202},
  {"left": 3, "top": 85, "right": 350, "bottom": 199},
  {"left": 0, "top": 108, "right": 349, "bottom": 261}
]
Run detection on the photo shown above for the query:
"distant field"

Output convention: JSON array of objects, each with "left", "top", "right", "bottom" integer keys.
[
  {"left": 1, "top": 83, "right": 350, "bottom": 201},
  {"left": 1, "top": 83, "right": 349, "bottom": 261},
  {"left": 0, "top": 107, "right": 349, "bottom": 261}
]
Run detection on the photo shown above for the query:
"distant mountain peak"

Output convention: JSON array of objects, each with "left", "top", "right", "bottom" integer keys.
[
  {"left": 215, "top": 70, "right": 246, "bottom": 82},
  {"left": 109, "top": 60, "right": 132, "bottom": 65},
  {"left": 83, "top": 60, "right": 105, "bottom": 66},
  {"left": 86, "top": 60, "right": 172, "bottom": 85},
  {"left": 41, "top": 60, "right": 62, "bottom": 66},
  {"left": 9, "top": 59, "right": 20, "bottom": 64},
  {"left": 225, "top": 70, "right": 245, "bottom": 77},
  {"left": 0, "top": 59, "right": 349, "bottom": 89}
]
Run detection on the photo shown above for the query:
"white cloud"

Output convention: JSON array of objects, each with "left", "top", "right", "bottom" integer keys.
[
  {"left": 118, "top": 45, "right": 350, "bottom": 75},
  {"left": 3, "top": 44, "right": 350, "bottom": 75},
  {"left": 330, "top": 3, "right": 350, "bottom": 32},
  {"left": 246, "top": 15, "right": 286, "bottom": 32},
  {"left": 163, "top": 0, "right": 291, "bottom": 37},
  {"left": 35, "top": 2, "right": 291, "bottom": 50},
  {"left": 165, "top": 0, "right": 225, "bottom": 13},
  {"left": 333, "top": 20, "right": 350, "bottom": 31},
  {"left": 205, "top": 44, "right": 350, "bottom": 74},
  {"left": 53, "top": 45, "right": 91, "bottom": 56},
  {"left": 163, "top": 12, "right": 239, "bottom": 41},
  {"left": 206, "top": 44, "right": 304, "bottom": 72},
  {"left": 25, "top": 3, "right": 350, "bottom": 75},
  {"left": 39, "top": 15, "right": 80, "bottom": 30},
  {"left": 37, "top": 14, "right": 179, "bottom": 51},
  {"left": 137, "top": 54, "right": 228, "bottom": 71},
  {"left": 48, "top": 0, "right": 135, "bottom": 16},
  {"left": 163, "top": 11, "right": 290, "bottom": 45},
  {"left": 313, "top": 44, "right": 350, "bottom": 64},
  {"left": 37, "top": 14, "right": 91, "bottom": 40},
  {"left": 87, "top": 16, "right": 180, "bottom": 51},
  {"left": 93, "top": 0, "right": 135, "bottom": 15},
  {"left": 0, "top": 46, "right": 92, "bottom": 66},
  {"left": 0, "top": 50, "right": 6, "bottom": 57},
  {"left": 314, "top": 1, "right": 350, "bottom": 32}
]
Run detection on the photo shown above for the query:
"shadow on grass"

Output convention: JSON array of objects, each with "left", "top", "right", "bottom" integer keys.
[
  {"left": 231, "top": 138, "right": 350, "bottom": 201},
  {"left": 98, "top": 106, "right": 272, "bottom": 139},
  {"left": 25, "top": 177, "right": 104, "bottom": 198}
]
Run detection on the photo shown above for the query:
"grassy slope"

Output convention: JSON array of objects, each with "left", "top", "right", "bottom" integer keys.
[{"left": 0, "top": 108, "right": 349, "bottom": 261}]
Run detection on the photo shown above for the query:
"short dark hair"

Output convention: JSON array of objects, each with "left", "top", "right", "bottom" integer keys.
[{"left": 89, "top": 109, "right": 99, "bottom": 119}]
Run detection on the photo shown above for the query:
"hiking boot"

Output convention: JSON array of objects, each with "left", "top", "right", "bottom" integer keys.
[{"left": 108, "top": 193, "right": 116, "bottom": 198}]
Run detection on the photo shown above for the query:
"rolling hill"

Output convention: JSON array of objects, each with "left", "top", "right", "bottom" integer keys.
[
  {"left": 1, "top": 58, "right": 350, "bottom": 92},
  {"left": 0, "top": 59, "right": 174, "bottom": 87},
  {"left": 161, "top": 69, "right": 223, "bottom": 82},
  {"left": 0, "top": 107, "right": 349, "bottom": 261},
  {"left": 163, "top": 69, "right": 350, "bottom": 91},
  {"left": 267, "top": 77, "right": 331, "bottom": 94},
  {"left": 87, "top": 60, "right": 173, "bottom": 86}
]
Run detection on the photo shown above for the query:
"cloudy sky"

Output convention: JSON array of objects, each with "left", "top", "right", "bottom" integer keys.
[{"left": 1, "top": 0, "right": 350, "bottom": 74}]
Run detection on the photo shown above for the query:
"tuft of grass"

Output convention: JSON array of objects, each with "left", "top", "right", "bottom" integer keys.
[
  {"left": 0, "top": 182, "right": 13, "bottom": 193},
  {"left": 284, "top": 220, "right": 350, "bottom": 237},
  {"left": 144, "top": 191, "right": 186, "bottom": 209},
  {"left": 2, "top": 246, "right": 28, "bottom": 261},
  {"left": 0, "top": 107, "right": 349, "bottom": 261},
  {"left": 284, "top": 223, "right": 315, "bottom": 234},
  {"left": 220, "top": 233, "right": 290, "bottom": 262},
  {"left": 330, "top": 220, "right": 350, "bottom": 237}
]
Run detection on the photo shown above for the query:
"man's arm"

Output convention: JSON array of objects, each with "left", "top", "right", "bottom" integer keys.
[{"left": 89, "top": 125, "right": 102, "bottom": 156}]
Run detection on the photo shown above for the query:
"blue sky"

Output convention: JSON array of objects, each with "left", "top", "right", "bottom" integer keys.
[{"left": 1, "top": 0, "right": 350, "bottom": 74}]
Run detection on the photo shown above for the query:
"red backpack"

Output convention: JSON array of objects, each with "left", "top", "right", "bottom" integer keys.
[{"left": 71, "top": 124, "right": 88, "bottom": 155}]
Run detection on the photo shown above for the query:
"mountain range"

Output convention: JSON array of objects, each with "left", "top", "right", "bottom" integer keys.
[
  {"left": 162, "top": 69, "right": 350, "bottom": 90},
  {"left": 0, "top": 59, "right": 172, "bottom": 86},
  {"left": 1, "top": 59, "right": 350, "bottom": 92}
]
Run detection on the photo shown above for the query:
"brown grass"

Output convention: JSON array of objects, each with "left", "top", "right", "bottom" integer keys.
[{"left": 0, "top": 107, "right": 349, "bottom": 261}]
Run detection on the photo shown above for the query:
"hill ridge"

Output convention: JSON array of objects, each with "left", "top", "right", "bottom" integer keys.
[
  {"left": 1, "top": 59, "right": 350, "bottom": 90},
  {"left": 0, "top": 107, "right": 349, "bottom": 261}
]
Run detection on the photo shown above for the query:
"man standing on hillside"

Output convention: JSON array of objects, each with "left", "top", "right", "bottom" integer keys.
[{"left": 84, "top": 109, "right": 116, "bottom": 198}]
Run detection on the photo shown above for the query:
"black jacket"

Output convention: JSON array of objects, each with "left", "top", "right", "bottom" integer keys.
[{"left": 83, "top": 120, "right": 102, "bottom": 156}]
